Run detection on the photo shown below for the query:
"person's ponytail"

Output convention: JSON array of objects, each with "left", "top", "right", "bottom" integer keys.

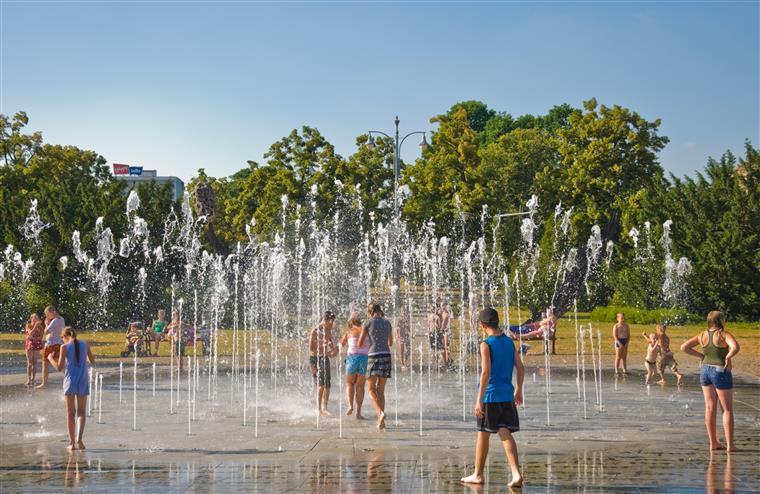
[{"left": 63, "top": 327, "right": 80, "bottom": 363}]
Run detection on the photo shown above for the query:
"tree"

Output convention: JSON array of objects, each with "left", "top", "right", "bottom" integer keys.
[
  {"left": 537, "top": 98, "right": 669, "bottom": 244},
  {"left": 637, "top": 143, "right": 760, "bottom": 319}
]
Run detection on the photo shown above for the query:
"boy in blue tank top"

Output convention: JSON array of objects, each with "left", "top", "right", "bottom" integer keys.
[{"left": 461, "top": 307, "right": 524, "bottom": 488}]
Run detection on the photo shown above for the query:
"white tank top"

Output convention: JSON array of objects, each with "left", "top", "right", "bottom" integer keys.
[{"left": 347, "top": 335, "right": 369, "bottom": 356}]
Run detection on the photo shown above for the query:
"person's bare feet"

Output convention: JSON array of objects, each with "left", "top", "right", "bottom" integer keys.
[
  {"left": 460, "top": 473, "right": 484, "bottom": 484},
  {"left": 676, "top": 374, "right": 683, "bottom": 386},
  {"left": 77, "top": 441, "right": 85, "bottom": 450},
  {"left": 35, "top": 383, "right": 46, "bottom": 389},
  {"left": 710, "top": 442, "right": 726, "bottom": 451},
  {"left": 66, "top": 443, "right": 75, "bottom": 453},
  {"left": 656, "top": 379, "right": 666, "bottom": 385},
  {"left": 346, "top": 407, "right": 353, "bottom": 416},
  {"left": 508, "top": 474, "right": 523, "bottom": 488},
  {"left": 376, "top": 412, "right": 386, "bottom": 430},
  {"left": 355, "top": 413, "right": 365, "bottom": 420}
]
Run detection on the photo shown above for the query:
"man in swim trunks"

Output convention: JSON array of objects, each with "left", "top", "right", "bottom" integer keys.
[
  {"left": 309, "top": 311, "right": 338, "bottom": 416},
  {"left": 439, "top": 302, "right": 452, "bottom": 369},
  {"left": 613, "top": 312, "right": 630, "bottom": 374},
  {"left": 395, "top": 306, "right": 411, "bottom": 370}
]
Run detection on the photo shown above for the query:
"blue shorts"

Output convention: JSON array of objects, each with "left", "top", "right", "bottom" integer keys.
[
  {"left": 345, "top": 355, "right": 368, "bottom": 375},
  {"left": 700, "top": 365, "right": 733, "bottom": 390}
]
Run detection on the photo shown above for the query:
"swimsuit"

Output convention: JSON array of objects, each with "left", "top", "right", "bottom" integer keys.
[{"left": 615, "top": 338, "right": 629, "bottom": 348}]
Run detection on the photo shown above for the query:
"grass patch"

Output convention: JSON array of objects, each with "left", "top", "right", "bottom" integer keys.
[{"left": 2, "top": 316, "right": 757, "bottom": 376}]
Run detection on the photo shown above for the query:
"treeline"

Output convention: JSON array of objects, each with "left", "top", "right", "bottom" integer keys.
[{"left": 1, "top": 100, "right": 758, "bottom": 329}]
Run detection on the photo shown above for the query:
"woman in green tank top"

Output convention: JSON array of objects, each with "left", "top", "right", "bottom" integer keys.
[
  {"left": 681, "top": 311, "right": 740, "bottom": 452},
  {"left": 151, "top": 309, "right": 167, "bottom": 355}
]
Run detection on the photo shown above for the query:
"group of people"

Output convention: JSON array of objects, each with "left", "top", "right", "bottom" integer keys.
[
  {"left": 612, "top": 312, "right": 684, "bottom": 385},
  {"left": 24, "top": 305, "right": 94, "bottom": 451},
  {"left": 121, "top": 309, "right": 210, "bottom": 369},
  {"left": 460, "top": 308, "right": 741, "bottom": 487},
  {"left": 23, "top": 305, "right": 66, "bottom": 389},
  {"left": 24, "top": 300, "right": 742, "bottom": 487},
  {"left": 308, "top": 303, "right": 394, "bottom": 431}
]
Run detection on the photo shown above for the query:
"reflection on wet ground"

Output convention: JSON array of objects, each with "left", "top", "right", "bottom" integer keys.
[
  {"left": 1, "top": 368, "right": 759, "bottom": 492},
  {"left": 2, "top": 443, "right": 758, "bottom": 493}
]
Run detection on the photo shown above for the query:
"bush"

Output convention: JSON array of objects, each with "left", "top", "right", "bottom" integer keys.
[{"left": 589, "top": 305, "right": 693, "bottom": 325}]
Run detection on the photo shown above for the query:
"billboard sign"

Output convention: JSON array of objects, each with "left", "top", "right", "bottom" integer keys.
[
  {"left": 129, "top": 166, "right": 143, "bottom": 176},
  {"left": 113, "top": 163, "right": 130, "bottom": 175}
]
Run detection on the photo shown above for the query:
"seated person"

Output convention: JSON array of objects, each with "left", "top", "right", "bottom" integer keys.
[
  {"left": 509, "top": 308, "right": 557, "bottom": 340},
  {"left": 123, "top": 322, "right": 144, "bottom": 355}
]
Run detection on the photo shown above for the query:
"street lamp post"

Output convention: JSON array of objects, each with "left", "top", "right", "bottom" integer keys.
[
  {"left": 366, "top": 116, "right": 428, "bottom": 310},
  {"left": 366, "top": 116, "right": 428, "bottom": 221}
]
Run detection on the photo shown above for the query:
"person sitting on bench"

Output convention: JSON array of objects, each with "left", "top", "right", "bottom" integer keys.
[{"left": 509, "top": 308, "right": 556, "bottom": 341}]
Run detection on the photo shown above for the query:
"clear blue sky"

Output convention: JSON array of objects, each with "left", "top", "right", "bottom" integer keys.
[{"left": 1, "top": 1, "right": 757, "bottom": 182}]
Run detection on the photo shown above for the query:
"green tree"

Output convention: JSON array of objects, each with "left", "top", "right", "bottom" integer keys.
[
  {"left": 537, "top": 98, "right": 669, "bottom": 244},
  {"left": 638, "top": 143, "right": 760, "bottom": 319}
]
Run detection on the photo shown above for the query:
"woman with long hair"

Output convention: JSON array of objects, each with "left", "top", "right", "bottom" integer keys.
[
  {"left": 24, "top": 312, "right": 45, "bottom": 386},
  {"left": 358, "top": 302, "right": 393, "bottom": 430},
  {"left": 681, "top": 311, "right": 740, "bottom": 452},
  {"left": 48, "top": 327, "right": 95, "bottom": 452},
  {"left": 341, "top": 313, "right": 369, "bottom": 419}
]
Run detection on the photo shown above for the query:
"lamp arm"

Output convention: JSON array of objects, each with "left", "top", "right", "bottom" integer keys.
[
  {"left": 398, "top": 131, "right": 426, "bottom": 149},
  {"left": 368, "top": 130, "right": 393, "bottom": 141}
]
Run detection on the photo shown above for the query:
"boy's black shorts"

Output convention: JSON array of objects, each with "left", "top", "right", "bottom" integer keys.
[{"left": 476, "top": 401, "right": 520, "bottom": 433}]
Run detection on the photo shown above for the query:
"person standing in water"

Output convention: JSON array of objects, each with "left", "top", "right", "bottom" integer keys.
[
  {"left": 427, "top": 305, "right": 442, "bottom": 365},
  {"left": 341, "top": 313, "right": 368, "bottom": 419},
  {"left": 439, "top": 302, "right": 452, "bottom": 369},
  {"left": 681, "top": 311, "right": 740, "bottom": 452},
  {"left": 640, "top": 332, "right": 661, "bottom": 385},
  {"left": 309, "top": 311, "right": 338, "bottom": 416},
  {"left": 613, "top": 312, "right": 631, "bottom": 374},
  {"left": 24, "top": 312, "right": 45, "bottom": 386},
  {"left": 656, "top": 324, "right": 683, "bottom": 385},
  {"left": 47, "top": 327, "right": 95, "bottom": 452},
  {"left": 37, "top": 305, "right": 65, "bottom": 389},
  {"left": 395, "top": 306, "right": 411, "bottom": 371},
  {"left": 461, "top": 307, "right": 524, "bottom": 488},
  {"left": 358, "top": 302, "right": 393, "bottom": 431}
]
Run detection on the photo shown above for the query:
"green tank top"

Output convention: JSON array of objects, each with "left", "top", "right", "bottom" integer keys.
[
  {"left": 702, "top": 329, "right": 729, "bottom": 366},
  {"left": 153, "top": 320, "right": 167, "bottom": 333}
]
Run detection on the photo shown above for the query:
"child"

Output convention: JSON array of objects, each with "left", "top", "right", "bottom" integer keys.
[
  {"left": 47, "top": 327, "right": 95, "bottom": 452},
  {"left": 461, "top": 307, "right": 524, "bottom": 488},
  {"left": 613, "top": 312, "right": 631, "bottom": 374},
  {"left": 340, "top": 313, "right": 368, "bottom": 419},
  {"left": 122, "top": 322, "right": 143, "bottom": 357},
  {"left": 656, "top": 324, "right": 683, "bottom": 386},
  {"left": 641, "top": 332, "right": 660, "bottom": 384}
]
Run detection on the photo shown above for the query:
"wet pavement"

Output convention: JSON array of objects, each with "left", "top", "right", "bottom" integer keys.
[{"left": 1, "top": 364, "right": 759, "bottom": 492}]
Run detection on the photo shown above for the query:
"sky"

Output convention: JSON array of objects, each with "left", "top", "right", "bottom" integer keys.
[{"left": 1, "top": 1, "right": 758, "bottom": 183}]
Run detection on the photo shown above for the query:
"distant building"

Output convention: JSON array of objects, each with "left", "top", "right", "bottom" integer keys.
[{"left": 114, "top": 168, "right": 184, "bottom": 202}]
